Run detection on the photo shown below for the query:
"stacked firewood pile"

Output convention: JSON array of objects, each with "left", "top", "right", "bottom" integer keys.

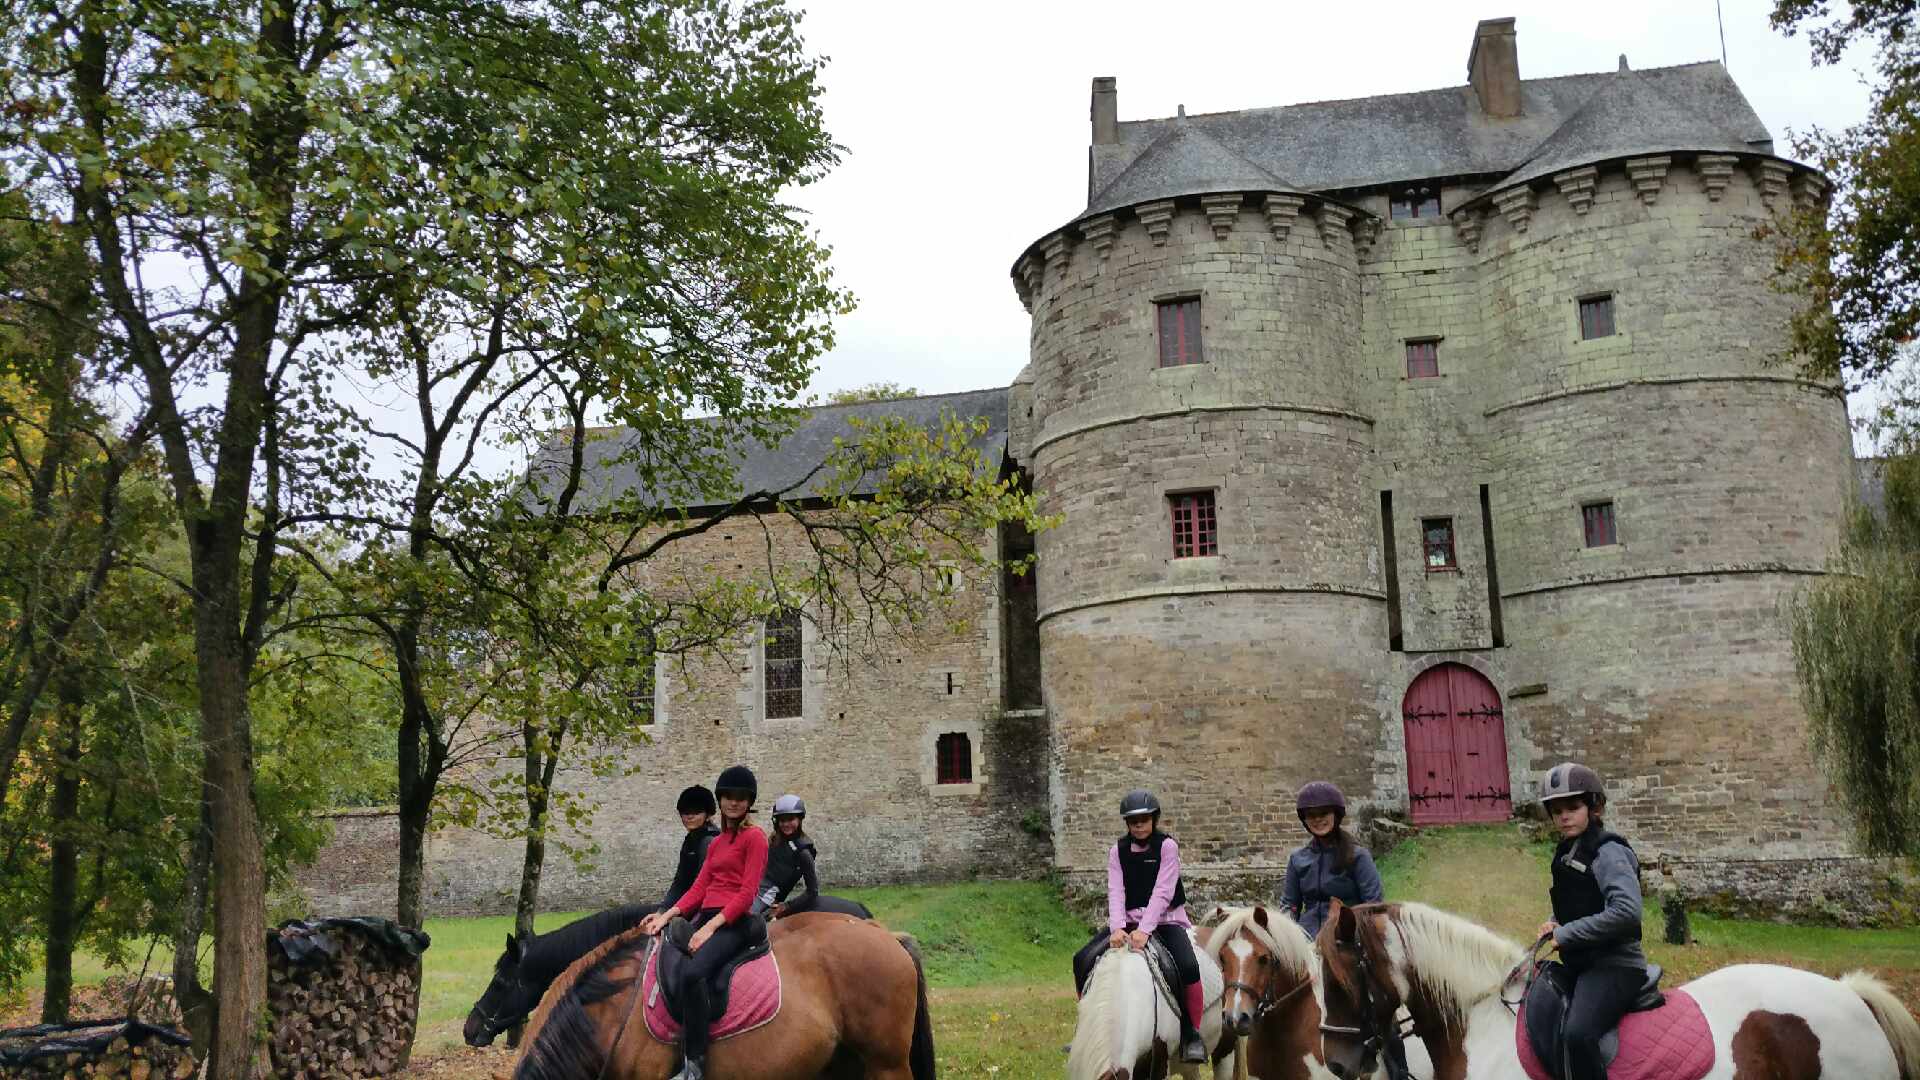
[
  {"left": 265, "top": 917, "right": 430, "bottom": 1080},
  {"left": 0, "top": 1021, "right": 195, "bottom": 1078}
]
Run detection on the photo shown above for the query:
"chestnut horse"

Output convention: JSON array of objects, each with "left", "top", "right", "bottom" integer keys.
[
  {"left": 1207, "top": 906, "right": 1324, "bottom": 1080},
  {"left": 513, "top": 912, "right": 933, "bottom": 1080},
  {"left": 1315, "top": 899, "right": 1920, "bottom": 1080}
]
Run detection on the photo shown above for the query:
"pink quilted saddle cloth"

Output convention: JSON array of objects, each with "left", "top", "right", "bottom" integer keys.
[
  {"left": 641, "top": 942, "right": 782, "bottom": 1045},
  {"left": 1517, "top": 989, "right": 1715, "bottom": 1080}
]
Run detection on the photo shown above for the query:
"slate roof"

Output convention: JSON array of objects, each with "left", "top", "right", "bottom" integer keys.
[
  {"left": 525, "top": 387, "right": 1010, "bottom": 513},
  {"left": 1087, "top": 123, "right": 1304, "bottom": 217},
  {"left": 1085, "top": 61, "right": 1773, "bottom": 213}
]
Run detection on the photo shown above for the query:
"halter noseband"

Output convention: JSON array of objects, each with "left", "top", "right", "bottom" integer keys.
[
  {"left": 1318, "top": 918, "right": 1416, "bottom": 1080},
  {"left": 1221, "top": 965, "right": 1314, "bottom": 1023}
]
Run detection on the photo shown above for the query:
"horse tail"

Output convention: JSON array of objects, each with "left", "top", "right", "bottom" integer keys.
[
  {"left": 895, "top": 932, "right": 937, "bottom": 1080},
  {"left": 1845, "top": 970, "right": 1920, "bottom": 1079}
]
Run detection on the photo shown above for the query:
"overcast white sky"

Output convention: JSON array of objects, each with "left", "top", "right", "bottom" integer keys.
[{"left": 787, "top": 0, "right": 1879, "bottom": 402}]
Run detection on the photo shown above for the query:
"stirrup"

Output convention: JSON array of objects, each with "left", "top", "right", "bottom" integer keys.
[
  {"left": 1179, "top": 1030, "right": 1207, "bottom": 1063},
  {"left": 670, "top": 1053, "right": 706, "bottom": 1080}
]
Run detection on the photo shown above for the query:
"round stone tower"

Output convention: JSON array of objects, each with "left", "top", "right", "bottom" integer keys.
[{"left": 1012, "top": 48, "right": 1864, "bottom": 913}]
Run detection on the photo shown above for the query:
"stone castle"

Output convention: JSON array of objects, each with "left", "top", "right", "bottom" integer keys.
[{"left": 301, "top": 18, "right": 1876, "bottom": 920}]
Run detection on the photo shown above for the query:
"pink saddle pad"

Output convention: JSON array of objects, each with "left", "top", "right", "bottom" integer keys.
[
  {"left": 1517, "top": 989, "right": 1715, "bottom": 1080},
  {"left": 641, "top": 942, "right": 782, "bottom": 1045}
]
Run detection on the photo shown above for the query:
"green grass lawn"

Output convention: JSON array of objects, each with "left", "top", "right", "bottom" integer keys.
[{"left": 14, "top": 835, "right": 1919, "bottom": 1080}]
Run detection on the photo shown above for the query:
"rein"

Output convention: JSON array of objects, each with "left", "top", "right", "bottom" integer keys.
[
  {"left": 1318, "top": 921, "right": 1416, "bottom": 1080},
  {"left": 1221, "top": 970, "right": 1313, "bottom": 1023},
  {"left": 1500, "top": 934, "right": 1556, "bottom": 1017}
]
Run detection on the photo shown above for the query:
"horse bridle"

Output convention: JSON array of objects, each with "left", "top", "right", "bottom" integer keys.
[
  {"left": 472, "top": 972, "right": 530, "bottom": 1042},
  {"left": 1317, "top": 920, "right": 1416, "bottom": 1080},
  {"left": 1221, "top": 963, "right": 1314, "bottom": 1024}
]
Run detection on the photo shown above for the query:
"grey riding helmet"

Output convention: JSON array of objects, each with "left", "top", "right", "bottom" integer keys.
[
  {"left": 772, "top": 793, "right": 806, "bottom": 819},
  {"left": 1120, "top": 789, "right": 1160, "bottom": 819},
  {"left": 1539, "top": 762, "right": 1606, "bottom": 810}
]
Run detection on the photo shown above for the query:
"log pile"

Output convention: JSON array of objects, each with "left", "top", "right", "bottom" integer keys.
[
  {"left": 265, "top": 919, "right": 426, "bottom": 1080},
  {"left": 0, "top": 1021, "right": 194, "bottom": 1078}
]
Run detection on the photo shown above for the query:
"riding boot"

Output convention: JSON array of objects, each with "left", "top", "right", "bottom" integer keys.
[
  {"left": 672, "top": 981, "right": 711, "bottom": 1080},
  {"left": 1178, "top": 981, "right": 1208, "bottom": 1063}
]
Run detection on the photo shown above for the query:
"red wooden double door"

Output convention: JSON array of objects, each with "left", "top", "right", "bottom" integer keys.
[{"left": 1402, "top": 663, "right": 1512, "bottom": 824}]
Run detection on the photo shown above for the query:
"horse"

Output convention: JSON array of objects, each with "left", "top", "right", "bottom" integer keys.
[
  {"left": 1314, "top": 898, "right": 1920, "bottom": 1080},
  {"left": 1067, "top": 923, "right": 1237, "bottom": 1080},
  {"left": 513, "top": 912, "right": 934, "bottom": 1080},
  {"left": 466, "top": 903, "right": 657, "bottom": 1046},
  {"left": 1208, "top": 906, "right": 1326, "bottom": 1080}
]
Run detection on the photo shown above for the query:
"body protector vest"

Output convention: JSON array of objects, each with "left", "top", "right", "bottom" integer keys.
[
  {"left": 1549, "top": 825, "right": 1631, "bottom": 966},
  {"left": 664, "top": 822, "right": 720, "bottom": 908},
  {"left": 757, "top": 835, "right": 816, "bottom": 908},
  {"left": 1116, "top": 832, "right": 1187, "bottom": 916}
]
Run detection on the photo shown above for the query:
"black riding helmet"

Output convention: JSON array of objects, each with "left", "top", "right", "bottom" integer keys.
[
  {"left": 1120, "top": 789, "right": 1160, "bottom": 821},
  {"left": 715, "top": 764, "right": 758, "bottom": 807},
  {"left": 676, "top": 784, "right": 717, "bottom": 816}
]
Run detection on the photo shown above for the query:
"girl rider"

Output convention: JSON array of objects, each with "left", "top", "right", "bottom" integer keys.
[
  {"left": 1279, "top": 780, "right": 1382, "bottom": 938},
  {"left": 1537, "top": 762, "right": 1648, "bottom": 1080},
  {"left": 753, "top": 793, "right": 820, "bottom": 919},
  {"left": 641, "top": 765, "right": 768, "bottom": 1080}
]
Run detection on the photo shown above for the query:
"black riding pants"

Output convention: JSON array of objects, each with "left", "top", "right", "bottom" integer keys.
[
  {"left": 680, "top": 910, "right": 757, "bottom": 1059},
  {"left": 1562, "top": 965, "right": 1644, "bottom": 1080}
]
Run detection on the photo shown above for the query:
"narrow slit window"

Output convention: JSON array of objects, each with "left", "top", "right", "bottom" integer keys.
[
  {"left": 1583, "top": 501, "right": 1618, "bottom": 547},
  {"left": 1157, "top": 298, "right": 1203, "bottom": 367},
  {"left": 1390, "top": 185, "right": 1442, "bottom": 220},
  {"left": 1169, "top": 491, "right": 1218, "bottom": 558},
  {"left": 1578, "top": 294, "right": 1616, "bottom": 340},
  {"left": 936, "top": 732, "right": 972, "bottom": 784},
  {"left": 628, "top": 627, "right": 657, "bottom": 725},
  {"left": 1423, "top": 518, "right": 1456, "bottom": 571},
  {"left": 1406, "top": 339, "right": 1440, "bottom": 379},
  {"left": 763, "top": 607, "right": 802, "bottom": 719}
]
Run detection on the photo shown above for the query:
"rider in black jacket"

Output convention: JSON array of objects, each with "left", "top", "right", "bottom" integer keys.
[
  {"left": 662, "top": 784, "right": 720, "bottom": 911},
  {"left": 1537, "top": 763, "right": 1648, "bottom": 1080},
  {"left": 754, "top": 793, "right": 820, "bottom": 918}
]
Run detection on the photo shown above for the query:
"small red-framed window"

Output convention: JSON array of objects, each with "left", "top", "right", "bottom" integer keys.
[
  {"left": 1157, "top": 298, "right": 1203, "bottom": 367},
  {"left": 1578, "top": 294, "right": 1616, "bottom": 340},
  {"left": 1422, "top": 518, "right": 1456, "bottom": 571},
  {"left": 1406, "top": 339, "right": 1440, "bottom": 379},
  {"left": 1583, "top": 501, "right": 1617, "bottom": 547},
  {"left": 936, "top": 732, "right": 972, "bottom": 784},
  {"left": 1169, "top": 491, "right": 1218, "bottom": 558}
]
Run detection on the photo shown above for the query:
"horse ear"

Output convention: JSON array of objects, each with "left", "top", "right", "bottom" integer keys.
[
  {"left": 1252, "top": 905, "right": 1270, "bottom": 929},
  {"left": 1330, "top": 898, "right": 1353, "bottom": 939},
  {"left": 505, "top": 934, "right": 521, "bottom": 960}
]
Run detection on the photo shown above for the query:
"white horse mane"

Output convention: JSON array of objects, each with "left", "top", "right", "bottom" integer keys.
[
  {"left": 1066, "top": 950, "right": 1125, "bottom": 1080},
  {"left": 1207, "top": 906, "right": 1317, "bottom": 984},
  {"left": 1382, "top": 902, "right": 1527, "bottom": 1023}
]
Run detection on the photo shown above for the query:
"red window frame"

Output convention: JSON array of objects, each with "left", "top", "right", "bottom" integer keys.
[
  {"left": 1578, "top": 294, "right": 1616, "bottom": 340},
  {"left": 1406, "top": 339, "right": 1440, "bottom": 379},
  {"left": 1422, "top": 517, "right": 1456, "bottom": 571},
  {"left": 1583, "top": 502, "right": 1617, "bottom": 547},
  {"left": 1157, "top": 298, "right": 1203, "bottom": 367},
  {"left": 764, "top": 607, "right": 803, "bottom": 719},
  {"left": 1169, "top": 491, "right": 1218, "bottom": 558},
  {"left": 936, "top": 732, "right": 972, "bottom": 784}
]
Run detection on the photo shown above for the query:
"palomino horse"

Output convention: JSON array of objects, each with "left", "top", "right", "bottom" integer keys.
[
  {"left": 1208, "top": 906, "right": 1324, "bottom": 1080},
  {"left": 464, "top": 903, "right": 657, "bottom": 1046},
  {"left": 1067, "top": 924, "right": 1236, "bottom": 1080},
  {"left": 1315, "top": 899, "right": 1920, "bottom": 1080},
  {"left": 513, "top": 912, "right": 933, "bottom": 1080}
]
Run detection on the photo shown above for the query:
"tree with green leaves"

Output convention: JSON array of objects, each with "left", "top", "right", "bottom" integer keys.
[{"left": 823, "top": 381, "right": 920, "bottom": 404}]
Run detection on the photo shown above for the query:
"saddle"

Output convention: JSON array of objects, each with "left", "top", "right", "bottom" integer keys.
[
  {"left": 1070, "top": 927, "right": 1184, "bottom": 1005},
  {"left": 1517, "top": 962, "right": 1714, "bottom": 1080},
  {"left": 653, "top": 915, "right": 771, "bottom": 1024}
]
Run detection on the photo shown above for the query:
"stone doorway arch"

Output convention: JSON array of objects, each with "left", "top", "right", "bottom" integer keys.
[{"left": 1402, "top": 663, "right": 1512, "bottom": 824}]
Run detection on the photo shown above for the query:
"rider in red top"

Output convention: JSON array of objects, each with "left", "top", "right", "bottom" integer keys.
[{"left": 641, "top": 765, "right": 768, "bottom": 1080}]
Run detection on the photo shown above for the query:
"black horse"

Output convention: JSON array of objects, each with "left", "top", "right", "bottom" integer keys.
[{"left": 463, "top": 903, "right": 656, "bottom": 1047}]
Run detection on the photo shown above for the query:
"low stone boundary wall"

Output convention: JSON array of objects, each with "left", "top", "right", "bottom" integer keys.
[{"left": 1646, "top": 855, "right": 1919, "bottom": 927}]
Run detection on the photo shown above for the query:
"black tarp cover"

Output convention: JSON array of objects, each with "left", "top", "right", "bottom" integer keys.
[
  {"left": 268, "top": 916, "right": 431, "bottom": 966},
  {"left": 0, "top": 1020, "right": 190, "bottom": 1066}
]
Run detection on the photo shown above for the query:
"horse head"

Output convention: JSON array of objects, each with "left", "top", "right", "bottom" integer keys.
[
  {"left": 1315, "top": 899, "right": 1412, "bottom": 1080},
  {"left": 465, "top": 932, "right": 536, "bottom": 1047},
  {"left": 1213, "top": 905, "right": 1317, "bottom": 1039}
]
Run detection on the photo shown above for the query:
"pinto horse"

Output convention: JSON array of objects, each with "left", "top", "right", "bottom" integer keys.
[
  {"left": 513, "top": 912, "right": 933, "bottom": 1080},
  {"left": 1315, "top": 899, "right": 1920, "bottom": 1080},
  {"left": 1208, "top": 906, "right": 1326, "bottom": 1080},
  {"left": 465, "top": 904, "right": 657, "bottom": 1046},
  {"left": 1067, "top": 924, "right": 1236, "bottom": 1080}
]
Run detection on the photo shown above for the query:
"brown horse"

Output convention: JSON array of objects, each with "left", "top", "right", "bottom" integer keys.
[
  {"left": 1206, "top": 906, "right": 1324, "bottom": 1080},
  {"left": 513, "top": 912, "right": 934, "bottom": 1080}
]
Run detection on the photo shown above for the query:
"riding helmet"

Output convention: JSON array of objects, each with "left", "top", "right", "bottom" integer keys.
[
  {"left": 1539, "top": 762, "right": 1605, "bottom": 810},
  {"left": 1295, "top": 780, "right": 1348, "bottom": 824},
  {"left": 676, "top": 784, "right": 717, "bottom": 816},
  {"left": 772, "top": 793, "right": 806, "bottom": 819},
  {"left": 1119, "top": 789, "right": 1160, "bottom": 819},
  {"left": 715, "top": 764, "right": 758, "bottom": 805}
]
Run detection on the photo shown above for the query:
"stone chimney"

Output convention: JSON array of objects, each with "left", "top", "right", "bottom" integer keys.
[
  {"left": 1468, "top": 18, "right": 1521, "bottom": 118},
  {"left": 1091, "top": 76, "right": 1118, "bottom": 145}
]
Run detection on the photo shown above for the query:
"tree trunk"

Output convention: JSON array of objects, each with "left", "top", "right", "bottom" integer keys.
[
  {"left": 513, "top": 759, "right": 550, "bottom": 942},
  {"left": 173, "top": 793, "right": 216, "bottom": 1056},
  {"left": 40, "top": 695, "right": 84, "bottom": 1025},
  {"left": 198, "top": 631, "right": 269, "bottom": 1080}
]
